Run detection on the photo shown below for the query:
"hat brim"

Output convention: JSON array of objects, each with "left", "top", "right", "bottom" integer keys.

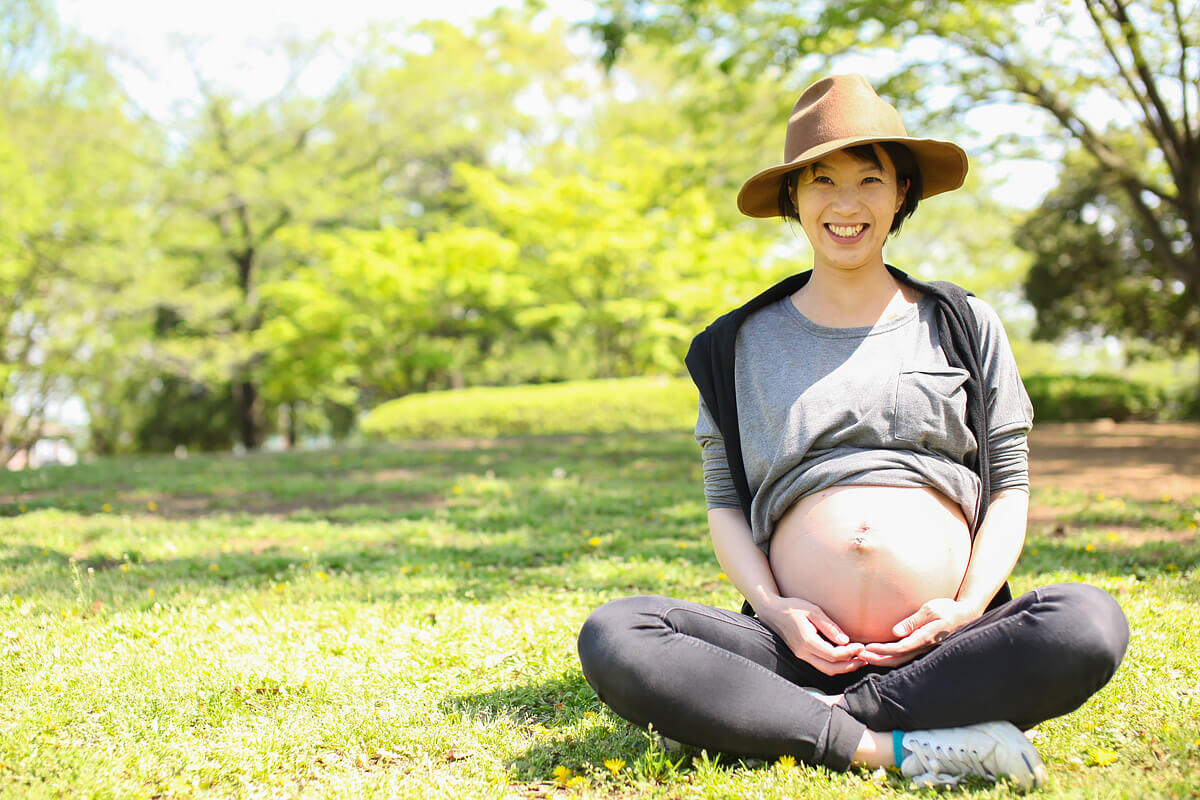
[{"left": 736, "top": 136, "right": 969, "bottom": 218}]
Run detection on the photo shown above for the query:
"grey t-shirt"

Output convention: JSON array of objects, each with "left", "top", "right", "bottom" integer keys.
[{"left": 696, "top": 293, "right": 1034, "bottom": 549}]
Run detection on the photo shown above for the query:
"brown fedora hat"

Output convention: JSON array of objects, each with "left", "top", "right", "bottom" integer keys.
[{"left": 737, "top": 74, "right": 969, "bottom": 218}]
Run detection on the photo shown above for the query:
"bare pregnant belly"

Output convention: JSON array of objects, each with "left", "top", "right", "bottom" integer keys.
[{"left": 769, "top": 485, "right": 971, "bottom": 644}]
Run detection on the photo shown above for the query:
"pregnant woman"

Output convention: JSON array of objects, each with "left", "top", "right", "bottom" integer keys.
[{"left": 577, "top": 75, "right": 1130, "bottom": 789}]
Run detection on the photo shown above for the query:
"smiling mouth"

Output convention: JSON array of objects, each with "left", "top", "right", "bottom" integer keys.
[{"left": 826, "top": 223, "right": 867, "bottom": 238}]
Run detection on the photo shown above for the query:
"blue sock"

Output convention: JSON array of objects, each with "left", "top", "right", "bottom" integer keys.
[{"left": 893, "top": 730, "right": 905, "bottom": 768}]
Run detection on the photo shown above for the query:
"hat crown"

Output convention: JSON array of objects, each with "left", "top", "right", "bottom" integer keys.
[{"left": 783, "top": 74, "right": 908, "bottom": 163}]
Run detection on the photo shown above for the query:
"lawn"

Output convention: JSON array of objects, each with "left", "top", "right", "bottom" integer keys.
[{"left": 0, "top": 428, "right": 1197, "bottom": 798}]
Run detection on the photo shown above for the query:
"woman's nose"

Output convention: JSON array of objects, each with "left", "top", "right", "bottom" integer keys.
[{"left": 831, "top": 186, "right": 862, "bottom": 212}]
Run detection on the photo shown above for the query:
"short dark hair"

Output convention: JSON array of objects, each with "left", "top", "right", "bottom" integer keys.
[{"left": 777, "top": 142, "right": 923, "bottom": 234}]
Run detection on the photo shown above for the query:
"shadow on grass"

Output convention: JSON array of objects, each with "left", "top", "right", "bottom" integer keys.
[
  {"left": 1013, "top": 537, "right": 1200, "bottom": 581},
  {"left": 4, "top": 524, "right": 1197, "bottom": 608},
  {"left": 444, "top": 671, "right": 709, "bottom": 784},
  {"left": 0, "top": 431, "right": 701, "bottom": 520},
  {"left": 0, "top": 507, "right": 720, "bottom": 604},
  {"left": 445, "top": 670, "right": 595, "bottom": 729}
]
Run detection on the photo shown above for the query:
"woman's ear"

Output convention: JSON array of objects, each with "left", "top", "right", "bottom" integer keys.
[{"left": 895, "top": 178, "right": 910, "bottom": 212}]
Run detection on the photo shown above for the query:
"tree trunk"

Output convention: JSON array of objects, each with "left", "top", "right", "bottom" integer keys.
[
  {"left": 234, "top": 380, "right": 262, "bottom": 450},
  {"left": 286, "top": 401, "right": 298, "bottom": 449}
]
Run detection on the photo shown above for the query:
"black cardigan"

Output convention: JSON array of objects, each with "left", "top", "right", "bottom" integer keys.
[{"left": 684, "top": 265, "right": 1011, "bottom": 612}]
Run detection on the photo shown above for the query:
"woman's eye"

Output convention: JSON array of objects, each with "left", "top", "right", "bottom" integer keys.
[
  {"left": 863, "top": 176, "right": 882, "bottom": 184},
  {"left": 814, "top": 176, "right": 834, "bottom": 184}
]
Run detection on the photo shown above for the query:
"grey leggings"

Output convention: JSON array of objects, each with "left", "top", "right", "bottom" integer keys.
[{"left": 577, "top": 583, "right": 1128, "bottom": 770}]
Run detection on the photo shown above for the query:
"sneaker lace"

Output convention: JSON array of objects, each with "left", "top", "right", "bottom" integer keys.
[{"left": 907, "top": 739, "right": 994, "bottom": 781}]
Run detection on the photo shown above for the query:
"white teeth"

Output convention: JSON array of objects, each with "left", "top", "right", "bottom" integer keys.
[{"left": 828, "top": 224, "right": 865, "bottom": 237}]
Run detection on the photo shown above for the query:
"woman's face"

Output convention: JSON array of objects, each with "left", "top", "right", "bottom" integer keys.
[{"left": 791, "top": 146, "right": 908, "bottom": 275}]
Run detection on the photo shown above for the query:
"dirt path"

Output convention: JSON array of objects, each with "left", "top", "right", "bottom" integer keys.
[{"left": 1029, "top": 421, "right": 1200, "bottom": 500}]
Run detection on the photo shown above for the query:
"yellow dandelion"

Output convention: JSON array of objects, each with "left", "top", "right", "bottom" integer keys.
[
  {"left": 146, "top": 588, "right": 155, "bottom": 597},
  {"left": 147, "top": 501, "right": 158, "bottom": 511},
  {"left": 777, "top": 755, "right": 796, "bottom": 769},
  {"left": 1031, "top": 548, "right": 1040, "bottom": 555},
  {"left": 1161, "top": 494, "right": 1173, "bottom": 503},
  {"left": 1086, "top": 746, "right": 1118, "bottom": 766},
  {"left": 552, "top": 765, "right": 572, "bottom": 783},
  {"left": 718, "top": 572, "right": 728, "bottom": 581},
  {"left": 567, "top": 776, "right": 587, "bottom": 788},
  {"left": 221, "top": 543, "right": 233, "bottom": 553},
  {"left": 451, "top": 485, "right": 464, "bottom": 495},
  {"left": 1085, "top": 543, "right": 1096, "bottom": 552},
  {"left": 273, "top": 583, "right": 285, "bottom": 593},
  {"left": 315, "top": 571, "right": 328, "bottom": 581},
  {"left": 584, "top": 711, "right": 597, "bottom": 719},
  {"left": 1095, "top": 492, "right": 1106, "bottom": 501},
  {"left": 400, "top": 566, "right": 410, "bottom": 574},
  {"left": 588, "top": 537, "right": 602, "bottom": 547},
  {"left": 1105, "top": 532, "right": 1121, "bottom": 542},
  {"left": 101, "top": 503, "right": 112, "bottom": 513},
  {"left": 678, "top": 542, "right": 689, "bottom": 549},
  {"left": 18, "top": 504, "right": 26, "bottom": 512},
  {"left": 120, "top": 563, "right": 130, "bottom": 572},
  {"left": 208, "top": 563, "right": 219, "bottom": 572},
  {"left": 604, "top": 758, "right": 625, "bottom": 774},
  {"left": 1166, "top": 563, "right": 1179, "bottom": 572}
]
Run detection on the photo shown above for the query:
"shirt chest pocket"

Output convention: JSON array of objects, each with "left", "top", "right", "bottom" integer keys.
[{"left": 893, "top": 365, "right": 973, "bottom": 454}]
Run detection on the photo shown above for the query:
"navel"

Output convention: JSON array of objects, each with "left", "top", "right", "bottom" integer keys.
[{"left": 848, "top": 521, "right": 873, "bottom": 554}]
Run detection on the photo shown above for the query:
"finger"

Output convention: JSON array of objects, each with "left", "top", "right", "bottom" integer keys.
[
  {"left": 863, "top": 628, "right": 939, "bottom": 658},
  {"left": 892, "top": 605, "right": 934, "bottom": 638},
  {"left": 804, "top": 653, "right": 868, "bottom": 676},
  {"left": 797, "top": 623, "right": 863, "bottom": 662},
  {"left": 856, "top": 650, "right": 916, "bottom": 668},
  {"left": 807, "top": 610, "right": 851, "bottom": 646}
]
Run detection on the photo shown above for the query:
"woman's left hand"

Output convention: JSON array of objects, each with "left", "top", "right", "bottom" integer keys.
[{"left": 856, "top": 598, "right": 981, "bottom": 667}]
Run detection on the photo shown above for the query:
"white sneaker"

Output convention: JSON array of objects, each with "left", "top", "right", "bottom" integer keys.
[{"left": 900, "top": 721, "right": 1049, "bottom": 790}]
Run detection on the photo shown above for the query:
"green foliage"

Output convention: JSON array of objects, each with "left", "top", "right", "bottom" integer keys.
[
  {"left": 1019, "top": 146, "right": 1197, "bottom": 356},
  {"left": 361, "top": 377, "right": 696, "bottom": 440},
  {"left": 0, "top": 0, "right": 162, "bottom": 458},
  {"left": 265, "top": 123, "right": 775, "bottom": 402},
  {"left": 1024, "top": 373, "right": 1175, "bottom": 422},
  {"left": 146, "top": 11, "right": 576, "bottom": 448}
]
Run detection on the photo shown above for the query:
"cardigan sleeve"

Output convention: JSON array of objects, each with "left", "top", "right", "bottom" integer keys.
[
  {"left": 968, "top": 296, "right": 1035, "bottom": 493},
  {"left": 695, "top": 396, "right": 742, "bottom": 509}
]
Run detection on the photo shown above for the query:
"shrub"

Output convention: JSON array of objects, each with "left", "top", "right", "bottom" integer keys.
[
  {"left": 361, "top": 376, "right": 697, "bottom": 440},
  {"left": 1023, "top": 373, "right": 1173, "bottom": 421}
]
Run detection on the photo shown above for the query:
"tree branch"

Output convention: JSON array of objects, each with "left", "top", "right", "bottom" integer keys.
[
  {"left": 1169, "top": 0, "right": 1195, "bottom": 146},
  {"left": 255, "top": 207, "right": 293, "bottom": 250},
  {"left": 1118, "top": 176, "right": 1192, "bottom": 285},
  {"left": 1101, "top": 0, "right": 1186, "bottom": 169},
  {"left": 1081, "top": 0, "right": 1177, "bottom": 165},
  {"left": 975, "top": 42, "right": 1178, "bottom": 208}
]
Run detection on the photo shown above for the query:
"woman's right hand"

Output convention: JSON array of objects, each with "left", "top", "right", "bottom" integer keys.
[{"left": 759, "top": 596, "right": 866, "bottom": 675}]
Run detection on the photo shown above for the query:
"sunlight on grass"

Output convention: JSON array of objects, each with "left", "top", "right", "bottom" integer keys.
[{"left": 0, "top": 431, "right": 1197, "bottom": 798}]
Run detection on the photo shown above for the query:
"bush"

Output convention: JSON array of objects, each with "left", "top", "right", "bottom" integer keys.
[
  {"left": 361, "top": 376, "right": 697, "bottom": 440},
  {"left": 1023, "top": 373, "right": 1174, "bottom": 421}
]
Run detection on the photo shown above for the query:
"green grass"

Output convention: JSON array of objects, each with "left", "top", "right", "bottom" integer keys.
[{"left": 0, "top": 431, "right": 1197, "bottom": 798}]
